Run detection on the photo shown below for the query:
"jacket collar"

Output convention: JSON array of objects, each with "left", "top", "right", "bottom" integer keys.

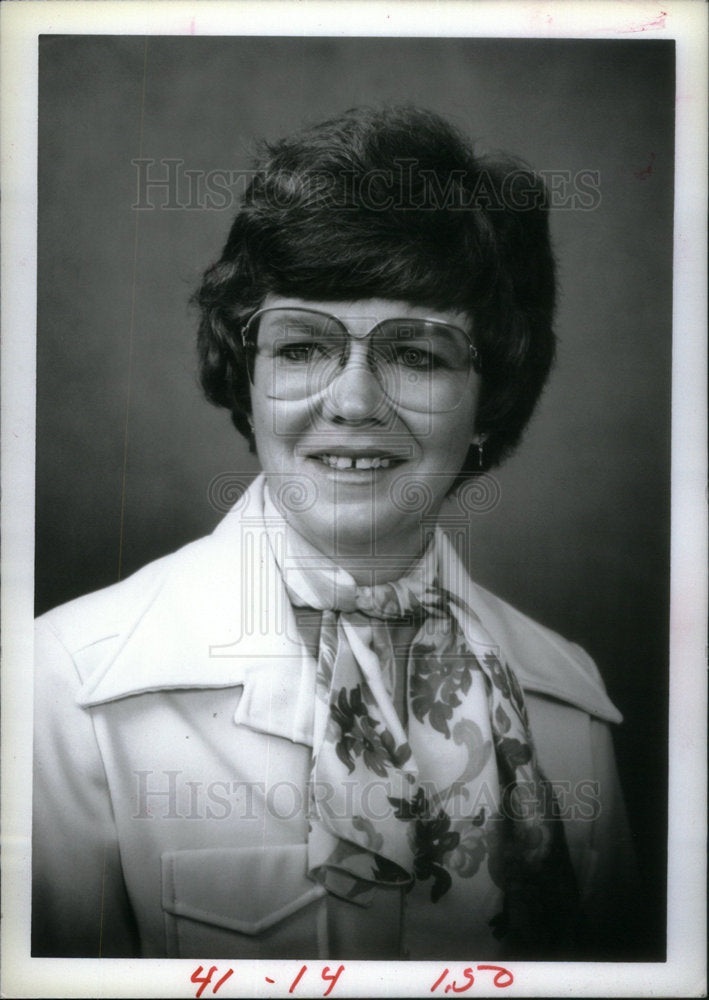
[
  {"left": 77, "top": 474, "right": 621, "bottom": 741},
  {"left": 76, "top": 476, "right": 317, "bottom": 743}
]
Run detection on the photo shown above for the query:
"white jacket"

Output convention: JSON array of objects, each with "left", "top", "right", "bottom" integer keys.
[{"left": 32, "top": 476, "right": 636, "bottom": 959}]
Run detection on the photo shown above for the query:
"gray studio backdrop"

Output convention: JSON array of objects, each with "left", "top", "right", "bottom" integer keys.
[{"left": 36, "top": 36, "right": 674, "bottom": 955}]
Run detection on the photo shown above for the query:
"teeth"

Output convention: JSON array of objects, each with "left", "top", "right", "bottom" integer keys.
[{"left": 317, "top": 455, "right": 392, "bottom": 470}]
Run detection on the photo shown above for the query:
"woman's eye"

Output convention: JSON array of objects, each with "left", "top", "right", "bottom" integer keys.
[
  {"left": 276, "top": 343, "right": 317, "bottom": 363},
  {"left": 276, "top": 341, "right": 342, "bottom": 364},
  {"left": 397, "top": 346, "right": 436, "bottom": 369}
]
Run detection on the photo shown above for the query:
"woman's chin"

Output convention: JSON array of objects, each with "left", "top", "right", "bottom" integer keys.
[{"left": 289, "top": 503, "right": 421, "bottom": 562}]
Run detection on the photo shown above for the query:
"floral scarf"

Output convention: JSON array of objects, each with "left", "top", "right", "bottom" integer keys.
[{"left": 263, "top": 490, "right": 581, "bottom": 955}]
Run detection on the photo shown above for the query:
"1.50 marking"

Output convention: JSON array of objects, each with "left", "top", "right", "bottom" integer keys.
[{"left": 431, "top": 965, "right": 514, "bottom": 992}]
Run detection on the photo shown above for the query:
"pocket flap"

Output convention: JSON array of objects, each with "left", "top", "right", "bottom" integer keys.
[{"left": 161, "top": 844, "right": 326, "bottom": 935}]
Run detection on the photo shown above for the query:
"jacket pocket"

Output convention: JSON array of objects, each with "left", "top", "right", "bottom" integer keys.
[{"left": 161, "top": 844, "right": 327, "bottom": 958}]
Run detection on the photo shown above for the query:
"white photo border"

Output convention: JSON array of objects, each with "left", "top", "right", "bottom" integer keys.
[{"left": 1, "top": 1, "right": 706, "bottom": 997}]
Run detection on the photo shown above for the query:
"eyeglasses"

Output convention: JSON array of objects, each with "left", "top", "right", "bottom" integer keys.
[{"left": 241, "top": 307, "right": 481, "bottom": 413}]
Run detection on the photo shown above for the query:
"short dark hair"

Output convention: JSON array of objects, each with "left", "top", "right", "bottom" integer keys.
[{"left": 195, "top": 105, "right": 556, "bottom": 475}]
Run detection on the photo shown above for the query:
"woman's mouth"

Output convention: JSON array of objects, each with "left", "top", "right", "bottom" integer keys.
[
  {"left": 304, "top": 445, "right": 411, "bottom": 472},
  {"left": 314, "top": 454, "right": 393, "bottom": 470}
]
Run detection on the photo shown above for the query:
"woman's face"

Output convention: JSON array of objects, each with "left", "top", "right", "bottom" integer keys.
[{"left": 249, "top": 294, "right": 481, "bottom": 573}]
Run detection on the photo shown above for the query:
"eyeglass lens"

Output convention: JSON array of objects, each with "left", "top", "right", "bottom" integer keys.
[{"left": 247, "top": 309, "right": 475, "bottom": 413}]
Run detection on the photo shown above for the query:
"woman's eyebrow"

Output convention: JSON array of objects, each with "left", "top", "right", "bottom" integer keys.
[{"left": 271, "top": 315, "right": 328, "bottom": 335}]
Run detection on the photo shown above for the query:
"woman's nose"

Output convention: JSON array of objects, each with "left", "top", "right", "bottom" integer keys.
[{"left": 322, "top": 345, "right": 388, "bottom": 423}]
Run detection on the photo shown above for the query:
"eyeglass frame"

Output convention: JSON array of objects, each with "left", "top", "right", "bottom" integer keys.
[{"left": 240, "top": 306, "right": 483, "bottom": 392}]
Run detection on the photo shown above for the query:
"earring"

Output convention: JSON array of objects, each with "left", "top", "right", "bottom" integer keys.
[{"left": 473, "top": 435, "right": 486, "bottom": 471}]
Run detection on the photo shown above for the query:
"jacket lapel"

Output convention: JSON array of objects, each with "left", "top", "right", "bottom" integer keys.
[{"left": 76, "top": 475, "right": 317, "bottom": 746}]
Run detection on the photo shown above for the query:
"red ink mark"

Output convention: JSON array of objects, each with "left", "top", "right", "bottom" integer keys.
[
  {"left": 321, "top": 965, "right": 345, "bottom": 996},
  {"left": 289, "top": 966, "right": 308, "bottom": 993},
  {"left": 634, "top": 152, "right": 656, "bottom": 180},
  {"left": 452, "top": 969, "right": 475, "bottom": 993},
  {"left": 265, "top": 978, "right": 275, "bottom": 984},
  {"left": 190, "top": 966, "right": 234, "bottom": 998},
  {"left": 214, "top": 969, "right": 234, "bottom": 992},
  {"left": 433, "top": 967, "right": 513, "bottom": 992},
  {"left": 621, "top": 9, "right": 667, "bottom": 32},
  {"left": 191, "top": 966, "right": 216, "bottom": 999},
  {"left": 431, "top": 969, "right": 450, "bottom": 992},
  {"left": 477, "top": 965, "right": 514, "bottom": 988}
]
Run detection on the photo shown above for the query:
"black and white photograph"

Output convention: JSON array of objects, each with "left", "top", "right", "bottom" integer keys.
[{"left": 1, "top": 2, "right": 706, "bottom": 997}]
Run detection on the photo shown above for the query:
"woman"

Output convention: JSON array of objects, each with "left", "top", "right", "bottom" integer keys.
[{"left": 32, "top": 106, "right": 636, "bottom": 960}]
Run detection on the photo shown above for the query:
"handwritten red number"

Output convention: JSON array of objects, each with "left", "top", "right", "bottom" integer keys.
[
  {"left": 451, "top": 968, "right": 475, "bottom": 993},
  {"left": 321, "top": 964, "right": 345, "bottom": 997},
  {"left": 431, "top": 969, "right": 450, "bottom": 992},
  {"left": 289, "top": 965, "right": 308, "bottom": 993},
  {"left": 432, "top": 965, "right": 513, "bottom": 993},
  {"left": 191, "top": 966, "right": 217, "bottom": 999},
  {"left": 214, "top": 968, "right": 234, "bottom": 993},
  {"left": 190, "top": 966, "right": 233, "bottom": 998},
  {"left": 477, "top": 965, "right": 514, "bottom": 988}
]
